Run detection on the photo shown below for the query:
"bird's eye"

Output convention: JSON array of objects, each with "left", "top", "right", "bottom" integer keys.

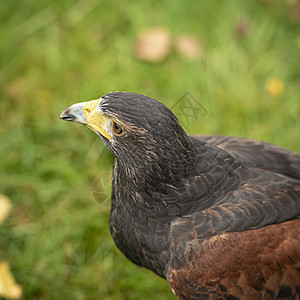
[{"left": 112, "top": 121, "right": 124, "bottom": 135}]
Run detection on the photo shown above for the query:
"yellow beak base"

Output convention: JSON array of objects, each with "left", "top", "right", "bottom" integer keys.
[{"left": 83, "top": 99, "right": 112, "bottom": 140}]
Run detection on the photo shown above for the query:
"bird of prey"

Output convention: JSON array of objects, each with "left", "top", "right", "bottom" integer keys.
[{"left": 60, "top": 92, "right": 300, "bottom": 299}]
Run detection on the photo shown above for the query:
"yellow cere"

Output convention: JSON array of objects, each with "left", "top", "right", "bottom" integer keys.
[{"left": 83, "top": 99, "right": 112, "bottom": 140}]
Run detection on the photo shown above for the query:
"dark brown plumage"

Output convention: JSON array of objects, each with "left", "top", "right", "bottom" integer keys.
[{"left": 60, "top": 92, "right": 300, "bottom": 299}]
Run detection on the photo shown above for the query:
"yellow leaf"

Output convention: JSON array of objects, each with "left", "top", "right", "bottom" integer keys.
[
  {"left": 0, "top": 194, "right": 12, "bottom": 225},
  {"left": 265, "top": 77, "right": 284, "bottom": 97},
  {"left": 0, "top": 262, "right": 22, "bottom": 299}
]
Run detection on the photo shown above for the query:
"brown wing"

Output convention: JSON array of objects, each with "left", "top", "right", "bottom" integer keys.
[
  {"left": 194, "top": 135, "right": 300, "bottom": 180},
  {"left": 167, "top": 219, "right": 300, "bottom": 299}
]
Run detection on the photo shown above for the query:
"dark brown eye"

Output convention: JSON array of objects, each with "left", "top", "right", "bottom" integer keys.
[{"left": 112, "top": 121, "right": 123, "bottom": 135}]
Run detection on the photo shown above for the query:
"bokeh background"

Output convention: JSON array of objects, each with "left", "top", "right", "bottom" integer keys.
[{"left": 0, "top": 1, "right": 299, "bottom": 299}]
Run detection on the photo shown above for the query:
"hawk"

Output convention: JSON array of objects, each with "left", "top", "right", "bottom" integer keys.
[{"left": 60, "top": 92, "right": 300, "bottom": 299}]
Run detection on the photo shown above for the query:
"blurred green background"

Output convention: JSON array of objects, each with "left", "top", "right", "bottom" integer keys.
[{"left": 0, "top": 0, "right": 299, "bottom": 299}]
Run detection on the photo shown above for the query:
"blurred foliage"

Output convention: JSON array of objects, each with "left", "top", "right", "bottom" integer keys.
[{"left": 0, "top": 0, "right": 299, "bottom": 299}]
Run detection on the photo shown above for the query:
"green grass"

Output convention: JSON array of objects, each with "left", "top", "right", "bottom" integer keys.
[{"left": 0, "top": 1, "right": 299, "bottom": 299}]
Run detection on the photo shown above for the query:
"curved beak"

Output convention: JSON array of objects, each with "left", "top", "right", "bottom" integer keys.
[
  {"left": 60, "top": 99, "right": 112, "bottom": 140},
  {"left": 60, "top": 102, "right": 87, "bottom": 124}
]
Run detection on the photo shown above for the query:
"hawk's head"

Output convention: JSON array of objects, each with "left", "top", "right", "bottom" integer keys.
[{"left": 60, "top": 92, "right": 197, "bottom": 184}]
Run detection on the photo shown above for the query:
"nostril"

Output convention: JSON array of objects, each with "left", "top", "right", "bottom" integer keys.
[{"left": 83, "top": 99, "right": 100, "bottom": 118}]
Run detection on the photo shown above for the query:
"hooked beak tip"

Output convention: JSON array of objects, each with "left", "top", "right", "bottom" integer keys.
[
  {"left": 59, "top": 102, "right": 87, "bottom": 124},
  {"left": 59, "top": 111, "right": 68, "bottom": 120},
  {"left": 60, "top": 109, "right": 75, "bottom": 121}
]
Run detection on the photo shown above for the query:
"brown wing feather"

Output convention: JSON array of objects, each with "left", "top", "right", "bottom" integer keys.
[
  {"left": 168, "top": 219, "right": 300, "bottom": 299},
  {"left": 194, "top": 135, "right": 300, "bottom": 180}
]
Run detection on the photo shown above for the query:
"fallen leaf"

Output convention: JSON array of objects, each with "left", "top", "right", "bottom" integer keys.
[
  {"left": 289, "top": 0, "right": 300, "bottom": 23},
  {"left": 265, "top": 77, "right": 284, "bottom": 97},
  {"left": 234, "top": 17, "right": 251, "bottom": 40},
  {"left": 3, "top": 78, "right": 26, "bottom": 102},
  {"left": 0, "top": 262, "right": 22, "bottom": 299},
  {"left": 0, "top": 194, "right": 12, "bottom": 225},
  {"left": 135, "top": 27, "right": 172, "bottom": 63},
  {"left": 175, "top": 34, "right": 203, "bottom": 60}
]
